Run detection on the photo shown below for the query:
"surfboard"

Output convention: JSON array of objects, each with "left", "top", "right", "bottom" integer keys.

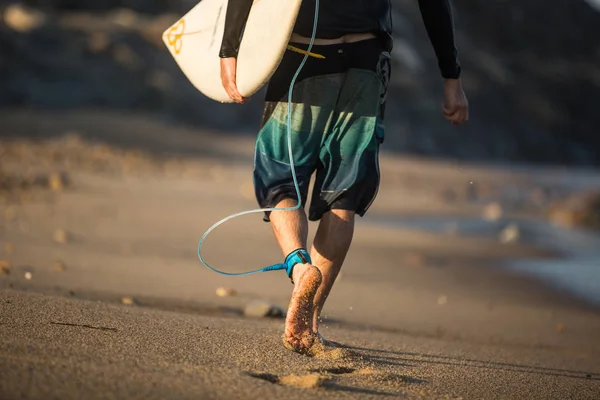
[{"left": 162, "top": 0, "right": 304, "bottom": 103}]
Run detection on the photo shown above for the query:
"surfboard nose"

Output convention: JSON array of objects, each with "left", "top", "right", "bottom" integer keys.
[{"left": 163, "top": 19, "right": 186, "bottom": 55}]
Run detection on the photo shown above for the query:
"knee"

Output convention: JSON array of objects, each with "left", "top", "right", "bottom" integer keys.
[{"left": 323, "top": 209, "right": 355, "bottom": 225}]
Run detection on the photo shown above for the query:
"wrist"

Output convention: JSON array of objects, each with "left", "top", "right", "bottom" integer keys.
[
  {"left": 441, "top": 64, "right": 461, "bottom": 80},
  {"left": 219, "top": 47, "right": 239, "bottom": 59},
  {"left": 444, "top": 77, "right": 461, "bottom": 85}
]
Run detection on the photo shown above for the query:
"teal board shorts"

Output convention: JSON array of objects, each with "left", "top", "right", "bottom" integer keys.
[{"left": 253, "top": 38, "right": 391, "bottom": 222}]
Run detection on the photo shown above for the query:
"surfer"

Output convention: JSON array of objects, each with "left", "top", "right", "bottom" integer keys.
[{"left": 219, "top": 0, "right": 469, "bottom": 355}]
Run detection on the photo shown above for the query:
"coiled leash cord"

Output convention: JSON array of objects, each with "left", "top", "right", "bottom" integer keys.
[{"left": 197, "top": 0, "right": 320, "bottom": 278}]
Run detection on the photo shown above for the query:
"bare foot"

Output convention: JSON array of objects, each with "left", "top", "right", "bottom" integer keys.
[{"left": 282, "top": 263, "right": 322, "bottom": 355}]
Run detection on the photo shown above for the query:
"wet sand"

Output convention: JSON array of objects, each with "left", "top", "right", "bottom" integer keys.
[{"left": 1, "top": 109, "right": 600, "bottom": 399}]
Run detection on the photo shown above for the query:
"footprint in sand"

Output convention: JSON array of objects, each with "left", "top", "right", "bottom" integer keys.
[
  {"left": 306, "top": 339, "right": 356, "bottom": 360},
  {"left": 248, "top": 365, "right": 427, "bottom": 395},
  {"left": 248, "top": 372, "right": 329, "bottom": 389},
  {"left": 248, "top": 343, "right": 428, "bottom": 395}
]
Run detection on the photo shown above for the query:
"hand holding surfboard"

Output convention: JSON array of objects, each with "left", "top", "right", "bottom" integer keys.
[
  {"left": 220, "top": 57, "right": 248, "bottom": 104},
  {"left": 162, "top": 0, "right": 303, "bottom": 103}
]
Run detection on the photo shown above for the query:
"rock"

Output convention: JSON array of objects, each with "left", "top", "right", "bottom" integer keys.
[
  {"left": 53, "top": 229, "right": 69, "bottom": 244},
  {"left": 0, "top": 260, "right": 11, "bottom": 275},
  {"left": 482, "top": 202, "right": 503, "bottom": 221},
  {"left": 499, "top": 223, "right": 520, "bottom": 244},
  {"left": 548, "top": 190, "right": 600, "bottom": 231},
  {"left": 3, "top": 4, "right": 46, "bottom": 33},
  {"left": 549, "top": 208, "right": 574, "bottom": 229},
  {"left": 48, "top": 172, "right": 67, "bottom": 192},
  {"left": 121, "top": 297, "right": 135, "bottom": 305},
  {"left": 216, "top": 287, "right": 236, "bottom": 297},
  {"left": 556, "top": 323, "right": 565, "bottom": 333},
  {"left": 24, "top": 272, "right": 32, "bottom": 280},
  {"left": 244, "top": 300, "right": 285, "bottom": 318}
]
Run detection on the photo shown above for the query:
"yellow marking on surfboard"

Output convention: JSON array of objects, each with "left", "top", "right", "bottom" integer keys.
[
  {"left": 286, "top": 45, "right": 326, "bottom": 59},
  {"left": 166, "top": 19, "right": 186, "bottom": 55}
]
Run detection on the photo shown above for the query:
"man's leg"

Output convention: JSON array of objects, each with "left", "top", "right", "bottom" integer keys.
[
  {"left": 304, "top": 41, "right": 390, "bottom": 341},
  {"left": 253, "top": 41, "right": 377, "bottom": 354},
  {"left": 268, "top": 198, "right": 322, "bottom": 354},
  {"left": 309, "top": 209, "right": 355, "bottom": 332}
]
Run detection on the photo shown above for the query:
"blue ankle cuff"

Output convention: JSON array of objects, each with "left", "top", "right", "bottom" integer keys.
[{"left": 285, "top": 248, "right": 311, "bottom": 281}]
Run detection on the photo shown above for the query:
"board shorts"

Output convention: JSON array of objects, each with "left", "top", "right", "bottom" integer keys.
[{"left": 253, "top": 38, "right": 391, "bottom": 222}]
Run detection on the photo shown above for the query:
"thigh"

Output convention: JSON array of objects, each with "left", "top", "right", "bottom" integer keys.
[
  {"left": 309, "top": 43, "right": 391, "bottom": 221},
  {"left": 254, "top": 73, "right": 342, "bottom": 217},
  {"left": 253, "top": 94, "right": 324, "bottom": 213}
]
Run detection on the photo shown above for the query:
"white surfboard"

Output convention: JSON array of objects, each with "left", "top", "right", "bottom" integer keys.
[{"left": 162, "top": 0, "right": 304, "bottom": 103}]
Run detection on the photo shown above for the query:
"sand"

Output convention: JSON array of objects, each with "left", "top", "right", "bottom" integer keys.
[
  {"left": 1, "top": 289, "right": 599, "bottom": 399},
  {"left": 1, "top": 109, "right": 600, "bottom": 399}
]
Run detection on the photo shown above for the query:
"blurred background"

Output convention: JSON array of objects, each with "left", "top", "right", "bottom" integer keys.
[
  {"left": 2, "top": 0, "right": 600, "bottom": 164},
  {"left": 1, "top": 0, "right": 599, "bottom": 335}
]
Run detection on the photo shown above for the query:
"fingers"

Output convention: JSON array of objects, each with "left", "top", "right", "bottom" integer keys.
[
  {"left": 442, "top": 78, "right": 469, "bottom": 126},
  {"left": 220, "top": 72, "right": 246, "bottom": 103},
  {"left": 224, "top": 81, "right": 246, "bottom": 104},
  {"left": 219, "top": 57, "right": 248, "bottom": 104},
  {"left": 442, "top": 101, "right": 469, "bottom": 125},
  {"left": 442, "top": 103, "right": 456, "bottom": 119}
]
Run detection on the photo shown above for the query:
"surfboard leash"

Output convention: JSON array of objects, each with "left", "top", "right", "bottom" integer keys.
[{"left": 196, "top": 0, "right": 320, "bottom": 277}]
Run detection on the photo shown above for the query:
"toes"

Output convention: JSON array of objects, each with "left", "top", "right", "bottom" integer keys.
[
  {"left": 300, "top": 332, "right": 315, "bottom": 349},
  {"left": 282, "top": 334, "right": 298, "bottom": 351},
  {"left": 282, "top": 332, "right": 317, "bottom": 355}
]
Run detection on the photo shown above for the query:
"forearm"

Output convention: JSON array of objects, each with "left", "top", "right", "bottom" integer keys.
[
  {"left": 417, "top": 0, "right": 461, "bottom": 79},
  {"left": 219, "top": 0, "right": 254, "bottom": 58}
]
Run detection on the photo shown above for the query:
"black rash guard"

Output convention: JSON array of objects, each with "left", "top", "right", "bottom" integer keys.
[{"left": 219, "top": 0, "right": 461, "bottom": 79}]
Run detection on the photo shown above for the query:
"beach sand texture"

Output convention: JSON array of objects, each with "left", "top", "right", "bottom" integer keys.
[{"left": 1, "top": 109, "right": 599, "bottom": 399}]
